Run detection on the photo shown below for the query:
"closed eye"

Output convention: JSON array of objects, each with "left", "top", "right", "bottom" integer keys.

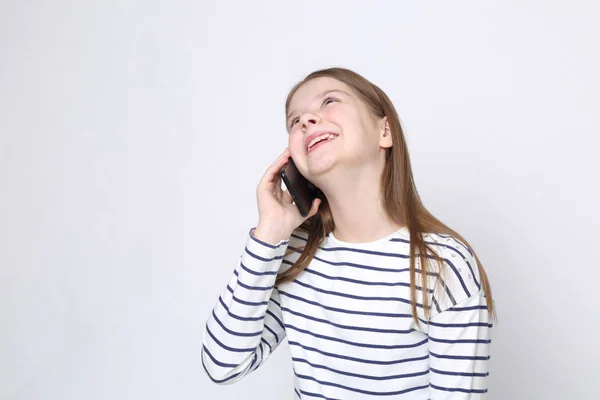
[
  {"left": 322, "top": 96, "right": 339, "bottom": 106},
  {"left": 288, "top": 96, "right": 340, "bottom": 129}
]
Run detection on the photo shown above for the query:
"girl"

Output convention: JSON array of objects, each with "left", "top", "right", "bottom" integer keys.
[{"left": 202, "top": 67, "right": 495, "bottom": 399}]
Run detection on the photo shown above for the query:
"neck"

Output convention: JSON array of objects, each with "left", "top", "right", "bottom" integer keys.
[{"left": 317, "top": 159, "right": 403, "bottom": 244}]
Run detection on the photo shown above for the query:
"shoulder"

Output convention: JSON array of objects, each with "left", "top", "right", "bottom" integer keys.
[{"left": 424, "top": 232, "right": 483, "bottom": 311}]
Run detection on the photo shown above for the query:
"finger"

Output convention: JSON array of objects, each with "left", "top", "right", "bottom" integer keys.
[
  {"left": 260, "top": 149, "right": 290, "bottom": 186},
  {"left": 273, "top": 180, "right": 284, "bottom": 199},
  {"left": 271, "top": 147, "right": 289, "bottom": 167}
]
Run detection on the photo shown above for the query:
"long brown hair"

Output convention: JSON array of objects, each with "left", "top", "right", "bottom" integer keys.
[{"left": 275, "top": 67, "right": 496, "bottom": 326}]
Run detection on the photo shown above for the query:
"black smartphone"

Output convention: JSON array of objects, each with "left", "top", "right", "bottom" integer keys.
[{"left": 280, "top": 157, "right": 319, "bottom": 217}]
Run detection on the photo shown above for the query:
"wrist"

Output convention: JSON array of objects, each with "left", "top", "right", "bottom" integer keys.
[{"left": 253, "top": 223, "right": 290, "bottom": 245}]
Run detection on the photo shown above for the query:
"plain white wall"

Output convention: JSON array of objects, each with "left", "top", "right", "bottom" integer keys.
[{"left": 1, "top": 1, "right": 599, "bottom": 399}]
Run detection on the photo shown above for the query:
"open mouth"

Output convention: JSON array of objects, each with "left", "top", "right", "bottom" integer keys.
[{"left": 306, "top": 133, "right": 339, "bottom": 153}]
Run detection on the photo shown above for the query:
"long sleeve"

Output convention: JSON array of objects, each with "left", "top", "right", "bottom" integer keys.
[
  {"left": 425, "top": 238, "right": 493, "bottom": 399},
  {"left": 201, "top": 227, "right": 290, "bottom": 384},
  {"left": 428, "top": 290, "right": 491, "bottom": 398}
]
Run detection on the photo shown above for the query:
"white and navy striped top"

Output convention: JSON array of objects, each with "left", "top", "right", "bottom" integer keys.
[{"left": 202, "top": 226, "right": 492, "bottom": 399}]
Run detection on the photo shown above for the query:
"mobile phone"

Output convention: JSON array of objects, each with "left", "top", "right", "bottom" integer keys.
[{"left": 280, "top": 157, "right": 319, "bottom": 217}]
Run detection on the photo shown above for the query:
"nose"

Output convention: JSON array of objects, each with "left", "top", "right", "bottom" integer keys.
[{"left": 300, "top": 112, "right": 322, "bottom": 130}]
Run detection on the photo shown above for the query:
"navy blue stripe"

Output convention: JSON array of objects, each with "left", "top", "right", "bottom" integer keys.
[
  {"left": 206, "top": 325, "right": 255, "bottom": 353},
  {"left": 295, "top": 373, "right": 429, "bottom": 396},
  {"left": 288, "top": 340, "right": 429, "bottom": 365},
  {"left": 428, "top": 320, "right": 492, "bottom": 328},
  {"left": 432, "top": 276, "right": 457, "bottom": 307},
  {"left": 270, "top": 297, "right": 281, "bottom": 308},
  {"left": 430, "top": 351, "right": 490, "bottom": 361},
  {"left": 447, "top": 304, "right": 488, "bottom": 312},
  {"left": 285, "top": 323, "right": 428, "bottom": 350},
  {"left": 295, "top": 264, "right": 437, "bottom": 293},
  {"left": 250, "top": 344, "right": 263, "bottom": 371},
  {"left": 264, "top": 324, "right": 280, "bottom": 343},
  {"left": 430, "top": 367, "right": 489, "bottom": 377},
  {"left": 293, "top": 357, "right": 429, "bottom": 381},
  {"left": 419, "top": 238, "right": 472, "bottom": 260},
  {"left": 286, "top": 245, "right": 304, "bottom": 253},
  {"left": 323, "top": 242, "right": 447, "bottom": 267},
  {"left": 240, "top": 262, "right": 278, "bottom": 276},
  {"left": 248, "top": 351, "right": 258, "bottom": 371},
  {"left": 293, "top": 236, "right": 466, "bottom": 290},
  {"left": 295, "top": 231, "right": 477, "bottom": 296},
  {"left": 441, "top": 258, "right": 471, "bottom": 298},
  {"left": 233, "top": 270, "right": 274, "bottom": 291},
  {"left": 292, "top": 279, "right": 433, "bottom": 306},
  {"left": 202, "top": 345, "right": 238, "bottom": 368},
  {"left": 211, "top": 309, "right": 262, "bottom": 337},
  {"left": 429, "top": 336, "right": 491, "bottom": 344},
  {"left": 445, "top": 284, "right": 457, "bottom": 305},
  {"left": 266, "top": 309, "right": 285, "bottom": 331},
  {"left": 434, "top": 233, "right": 474, "bottom": 256},
  {"left": 261, "top": 337, "right": 272, "bottom": 352},
  {"left": 279, "top": 289, "right": 413, "bottom": 318},
  {"left": 429, "top": 237, "right": 480, "bottom": 290},
  {"left": 320, "top": 245, "right": 410, "bottom": 258},
  {"left": 249, "top": 228, "right": 289, "bottom": 248},
  {"left": 295, "top": 387, "right": 301, "bottom": 398},
  {"left": 299, "top": 389, "right": 340, "bottom": 400},
  {"left": 432, "top": 296, "right": 442, "bottom": 313},
  {"left": 290, "top": 232, "right": 309, "bottom": 242},
  {"left": 285, "top": 250, "right": 439, "bottom": 275},
  {"left": 389, "top": 234, "right": 481, "bottom": 290},
  {"left": 226, "top": 285, "right": 269, "bottom": 306},
  {"left": 282, "top": 306, "right": 415, "bottom": 334},
  {"left": 244, "top": 247, "right": 284, "bottom": 262},
  {"left": 453, "top": 254, "right": 480, "bottom": 291},
  {"left": 201, "top": 355, "right": 243, "bottom": 384},
  {"left": 219, "top": 297, "right": 264, "bottom": 321},
  {"left": 430, "top": 383, "right": 487, "bottom": 394}
]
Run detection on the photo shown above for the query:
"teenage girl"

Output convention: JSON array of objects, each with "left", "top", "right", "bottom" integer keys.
[{"left": 202, "top": 67, "right": 495, "bottom": 399}]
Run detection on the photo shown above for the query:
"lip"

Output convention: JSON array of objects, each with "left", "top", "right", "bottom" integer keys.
[{"left": 305, "top": 131, "right": 339, "bottom": 153}]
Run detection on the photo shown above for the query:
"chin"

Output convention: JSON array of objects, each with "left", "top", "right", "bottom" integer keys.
[{"left": 306, "top": 152, "right": 338, "bottom": 176}]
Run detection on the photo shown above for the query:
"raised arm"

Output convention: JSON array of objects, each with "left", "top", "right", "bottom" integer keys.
[
  {"left": 202, "top": 147, "right": 321, "bottom": 384},
  {"left": 201, "top": 228, "right": 289, "bottom": 384}
]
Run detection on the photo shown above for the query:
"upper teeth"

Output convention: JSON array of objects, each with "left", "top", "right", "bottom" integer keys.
[{"left": 308, "top": 133, "right": 336, "bottom": 151}]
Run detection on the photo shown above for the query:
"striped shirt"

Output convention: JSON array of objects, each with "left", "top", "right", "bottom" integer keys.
[{"left": 202, "top": 226, "right": 492, "bottom": 399}]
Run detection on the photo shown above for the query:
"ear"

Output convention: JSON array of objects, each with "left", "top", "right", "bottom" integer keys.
[{"left": 378, "top": 117, "right": 393, "bottom": 149}]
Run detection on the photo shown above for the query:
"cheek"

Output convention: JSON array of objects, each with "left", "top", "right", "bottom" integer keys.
[
  {"left": 324, "top": 107, "right": 345, "bottom": 125},
  {"left": 324, "top": 106, "right": 364, "bottom": 135},
  {"left": 326, "top": 108, "right": 366, "bottom": 142},
  {"left": 288, "top": 131, "right": 305, "bottom": 155}
]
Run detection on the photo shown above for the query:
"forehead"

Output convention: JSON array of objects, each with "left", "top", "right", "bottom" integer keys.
[{"left": 288, "top": 77, "right": 355, "bottom": 110}]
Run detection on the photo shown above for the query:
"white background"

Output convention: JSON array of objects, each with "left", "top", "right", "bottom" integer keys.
[{"left": 1, "top": 1, "right": 599, "bottom": 399}]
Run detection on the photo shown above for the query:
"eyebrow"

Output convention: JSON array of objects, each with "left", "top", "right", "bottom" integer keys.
[{"left": 286, "top": 89, "right": 351, "bottom": 126}]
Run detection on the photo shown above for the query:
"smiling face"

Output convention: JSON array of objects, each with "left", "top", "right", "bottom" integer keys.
[{"left": 286, "top": 77, "right": 390, "bottom": 180}]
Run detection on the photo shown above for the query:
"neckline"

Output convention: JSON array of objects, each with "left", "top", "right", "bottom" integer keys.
[{"left": 327, "top": 226, "right": 409, "bottom": 248}]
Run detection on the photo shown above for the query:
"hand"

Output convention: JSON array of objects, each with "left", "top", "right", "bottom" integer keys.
[{"left": 254, "top": 148, "right": 321, "bottom": 244}]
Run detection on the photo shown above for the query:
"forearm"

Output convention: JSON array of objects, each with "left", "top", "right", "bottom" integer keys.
[{"left": 202, "top": 228, "right": 290, "bottom": 384}]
